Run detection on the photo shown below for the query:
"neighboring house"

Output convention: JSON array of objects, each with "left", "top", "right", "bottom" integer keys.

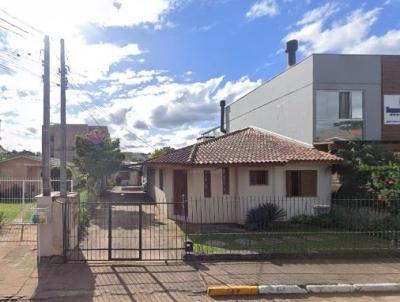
[
  {"left": 113, "top": 161, "right": 143, "bottom": 186},
  {"left": 0, "top": 155, "right": 60, "bottom": 196},
  {"left": 203, "top": 45, "right": 400, "bottom": 152},
  {"left": 0, "top": 155, "right": 59, "bottom": 179},
  {"left": 50, "top": 123, "right": 109, "bottom": 162},
  {"left": 145, "top": 127, "right": 341, "bottom": 224}
]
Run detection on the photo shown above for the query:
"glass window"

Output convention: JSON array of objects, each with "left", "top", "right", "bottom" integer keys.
[
  {"left": 339, "top": 92, "right": 351, "bottom": 119},
  {"left": 249, "top": 170, "right": 269, "bottom": 185},
  {"left": 316, "top": 90, "right": 363, "bottom": 141}
]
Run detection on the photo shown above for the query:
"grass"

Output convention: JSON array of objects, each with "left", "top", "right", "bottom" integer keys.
[
  {"left": 0, "top": 202, "right": 23, "bottom": 224},
  {"left": 0, "top": 201, "right": 37, "bottom": 224},
  {"left": 188, "top": 227, "right": 395, "bottom": 254}
]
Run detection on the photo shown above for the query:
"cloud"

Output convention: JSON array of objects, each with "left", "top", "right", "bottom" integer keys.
[
  {"left": 285, "top": 4, "right": 384, "bottom": 55},
  {"left": 296, "top": 2, "right": 339, "bottom": 26},
  {"left": 344, "top": 30, "right": 400, "bottom": 54},
  {"left": 214, "top": 76, "right": 262, "bottom": 104},
  {"left": 133, "top": 120, "right": 149, "bottom": 130},
  {"left": 246, "top": 0, "right": 279, "bottom": 20},
  {"left": 109, "top": 107, "right": 132, "bottom": 125},
  {"left": 1, "top": 0, "right": 179, "bottom": 37}
]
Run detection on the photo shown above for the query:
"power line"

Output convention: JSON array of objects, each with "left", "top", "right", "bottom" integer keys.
[
  {"left": 0, "top": 22, "right": 26, "bottom": 37},
  {"left": 0, "top": 8, "right": 46, "bottom": 37},
  {"left": 0, "top": 16, "right": 29, "bottom": 34}
]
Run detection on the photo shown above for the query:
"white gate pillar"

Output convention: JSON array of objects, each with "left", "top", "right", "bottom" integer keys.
[{"left": 35, "top": 192, "right": 78, "bottom": 260}]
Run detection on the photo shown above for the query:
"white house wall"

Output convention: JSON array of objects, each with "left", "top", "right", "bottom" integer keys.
[{"left": 149, "top": 163, "right": 333, "bottom": 224}]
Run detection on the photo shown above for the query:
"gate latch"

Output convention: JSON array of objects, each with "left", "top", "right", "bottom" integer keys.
[{"left": 185, "top": 240, "right": 193, "bottom": 253}]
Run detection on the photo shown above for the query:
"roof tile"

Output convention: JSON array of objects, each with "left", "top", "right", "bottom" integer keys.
[{"left": 146, "top": 127, "right": 341, "bottom": 165}]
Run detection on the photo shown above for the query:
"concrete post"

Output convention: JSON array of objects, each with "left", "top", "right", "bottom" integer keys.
[{"left": 36, "top": 192, "right": 78, "bottom": 261}]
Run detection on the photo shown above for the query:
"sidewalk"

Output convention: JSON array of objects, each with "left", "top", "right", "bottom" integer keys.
[{"left": 2, "top": 240, "right": 400, "bottom": 301}]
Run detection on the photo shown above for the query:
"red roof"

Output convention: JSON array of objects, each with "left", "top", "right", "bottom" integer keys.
[{"left": 146, "top": 127, "right": 341, "bottom": 166}]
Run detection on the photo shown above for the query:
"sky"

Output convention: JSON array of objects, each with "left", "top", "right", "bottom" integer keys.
[{"left": 0, "top": 0, "right": 400, "bottom": 153}]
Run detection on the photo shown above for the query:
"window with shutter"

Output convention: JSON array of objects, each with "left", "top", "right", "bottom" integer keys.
[
  {"left": 159, "top": 169, "right": 164, "bottom": 190},
  {"left": 222, "top": 167, "right": 230, "bottom": 195},
  {"left": 286, "top": 170, "right": 317, "bottom": 197},
  {"left": 204, "top": 170, "right": 211, "bottom": 198}
]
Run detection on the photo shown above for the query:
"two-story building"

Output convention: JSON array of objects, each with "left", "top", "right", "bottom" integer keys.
[{"left": 209, "top": 44, "right": 400, "bottom": 151}]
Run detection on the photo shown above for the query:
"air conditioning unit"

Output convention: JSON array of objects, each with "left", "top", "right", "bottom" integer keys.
[{"left": 312, "top": 205, "right": 330, "bottom": 216}]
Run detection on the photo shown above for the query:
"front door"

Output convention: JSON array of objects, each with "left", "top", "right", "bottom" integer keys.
[{"left": 173, "top": 170, "right": 187, "bottom": 216}]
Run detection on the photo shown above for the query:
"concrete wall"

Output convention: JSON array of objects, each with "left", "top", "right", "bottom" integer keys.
[
  {"left": 226, "top": 56, "right": 314, "bottom": 144},
  {"left": 50, "top": 124, "right": 109, "bottom": 162},
  {"left": 148, "top": 162, "right": 332, "bottom": 224},
  {"left": 313, "top": 54, "right": 382, "bottom": 140}
]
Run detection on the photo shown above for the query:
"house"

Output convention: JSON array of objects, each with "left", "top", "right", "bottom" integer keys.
[
  {"left": 145, "top": 127, "right": 341, "bottom": 224},
  {"left": 202, "top": 41, "right": 400, "bottom": 152},
  {"left": 0, "top": 155, "right": 60, "bottom": 196},
  {"left": 50, "top": 123, "right": 109, "bottom": 162},
  {"left": 113, "top": 161, "right": 143, "bottom": 186}
]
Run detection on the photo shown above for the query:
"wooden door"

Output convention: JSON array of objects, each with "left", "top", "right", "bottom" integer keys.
[{"left": 173, "top": 170, "right": 187, "bottom": 215}]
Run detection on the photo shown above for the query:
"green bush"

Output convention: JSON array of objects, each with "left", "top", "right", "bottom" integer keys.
[
  {"left": 290, "top": 214, "right": 315, "bottom": 225},
  {"left": 245, "top": 203, "right": 286, "bottom": 231},
  {"left": 0, "top": 212, "right": 4, "bottom": 226}
]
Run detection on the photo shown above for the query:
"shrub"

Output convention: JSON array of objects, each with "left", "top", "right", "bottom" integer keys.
[
  {"left": 0, "top": 212, "right": 4, "bottom": 227},
  {"left": 245, "top": 203, "right": 286, "bottom": 231},
  {"left": 290, "top": 214, "right": 315, "bottom": 225}
]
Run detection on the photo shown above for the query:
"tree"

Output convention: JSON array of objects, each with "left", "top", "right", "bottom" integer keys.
[
  {"left": 150, "top": 147, "right": 175, "bottom": 159},
  {"left": 331, "top": 141, "right": 399, "bottom": 197},
  {"left": 73, "top": 135, "right": 124, "bottom": 187},
  {"left": 51, "top": 165, "right": 73, "bottom": 179}
]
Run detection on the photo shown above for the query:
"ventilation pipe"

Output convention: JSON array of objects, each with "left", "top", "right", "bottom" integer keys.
[
  {"left": 220, "top": 100, "right": 226, "bottom": 134},
  {"left": 285, "top": 39, "right": 298, "bottom": 67}
]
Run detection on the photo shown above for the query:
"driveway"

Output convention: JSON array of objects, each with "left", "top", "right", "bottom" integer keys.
[{"left": 68, "top": 191, "right": 184, "bottom": 261}]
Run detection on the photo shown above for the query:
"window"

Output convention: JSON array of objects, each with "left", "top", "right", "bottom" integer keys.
[
  {"left": 249, "top": 170, "right": 269, "bottom": 185},
  {"left": 159, "top": 169, "right": 164, "bottom": 190},
  {"left": 286, "top": 170, "right": 317, "bottom": 197},
  {"left": 204, "top": 170, "right": 211, "bottom": 198},
  {"left": 339, "top": 92, "right": 351, "bottom": 119},
  {"left": 315, "top": 90, "right": 363, "bottom": 141},
  {"left": 222, "top": 167, "right": 230, "bottom": 195}
]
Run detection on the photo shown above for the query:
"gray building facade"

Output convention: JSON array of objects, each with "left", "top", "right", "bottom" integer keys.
[
  {"left": 223, "top": 54, "right": 400, "bottom": 148},
  {"left": 50, "top": 124, "right": 109, "bottom": 162}
]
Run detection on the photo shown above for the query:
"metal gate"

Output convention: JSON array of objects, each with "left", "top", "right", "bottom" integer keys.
[{"left": 64, "top": 200, "right": 186, "bottom": 261}]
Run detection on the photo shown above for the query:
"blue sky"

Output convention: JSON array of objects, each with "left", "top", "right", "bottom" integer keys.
[{"left": 1, "top": 0, "right": 400, "bottom": 152}]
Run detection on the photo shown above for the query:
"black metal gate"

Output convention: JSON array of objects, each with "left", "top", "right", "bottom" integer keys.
[{"left": 64, "top": 201, "right": 186, "bottom": 261}]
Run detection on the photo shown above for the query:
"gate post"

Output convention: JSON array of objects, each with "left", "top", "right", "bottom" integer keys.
[
  {"left": 108, "top": 203, "right": 112, "bottom": 260},
  {"left": 139, "top": 204, "right": 143, "bottom": 260},
  {"left": 36, "top": 192, "right": 78, "bottom": 262}
]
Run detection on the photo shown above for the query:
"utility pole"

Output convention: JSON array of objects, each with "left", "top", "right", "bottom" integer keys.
[
  {"left": 60, "top": 39, "right": 67, "bottom": 198},
  {"left": 42, "top": 35, "right": 51, "bottom": 196}
]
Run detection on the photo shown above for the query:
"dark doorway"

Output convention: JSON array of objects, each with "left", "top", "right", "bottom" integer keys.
[{"left": 173, "top": 170, "right": 187, "bottom": 216}]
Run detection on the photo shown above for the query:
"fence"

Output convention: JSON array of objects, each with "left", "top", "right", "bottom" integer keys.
[
  {"left": 0, "top": 178, "right": 73, "bottom": 225},
  {"left": 180, "top": 195, "right": 400, "bottom": 256}
]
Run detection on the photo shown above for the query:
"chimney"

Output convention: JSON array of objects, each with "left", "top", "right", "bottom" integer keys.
[
  {"left": 285, "top": 39, "right": 298, "bottom": 67},
  {"left": 220, "top": 100, "right": 226, "bottom": 134}
]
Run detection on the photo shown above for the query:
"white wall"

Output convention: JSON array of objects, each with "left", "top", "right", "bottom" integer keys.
[
  {"left": 226, "top": 56, "right": 314, "bottom": 144},
  {"left": 147, "top": 162, "right": 332, "bottom": 224}
]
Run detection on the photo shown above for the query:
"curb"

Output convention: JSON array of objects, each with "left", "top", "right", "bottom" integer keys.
[{"left": 207, "top": 283, "right": 400, "bottom": 297}]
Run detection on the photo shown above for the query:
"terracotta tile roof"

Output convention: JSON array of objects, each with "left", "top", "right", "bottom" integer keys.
[{"left": 146, "top": 127, "right": 341, "bottom": 166}]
